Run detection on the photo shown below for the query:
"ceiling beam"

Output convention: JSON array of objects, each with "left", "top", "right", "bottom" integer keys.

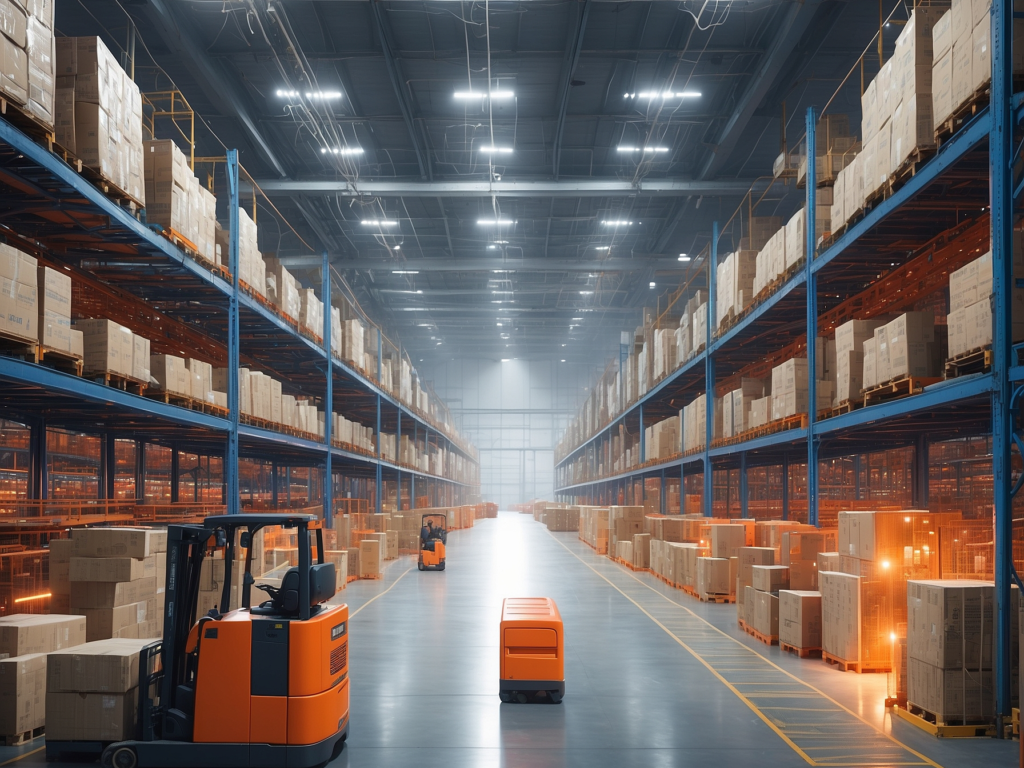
[
  {"left": 139, "top": 0, "right": 288, "bottom": 178},
  {"left": 698, "top": 0, "right": 821, "bottom": 180},
  {"left": 251, "top": 178, "right": 759, "bottom": 198},
  {"left": 369, "top": 3, "right": 431, "bottom": 180},
  {"left": 552, "top": 0, "right": 591, "bottom": 179},
  {"left": 278, "top": 256, "right": 682, "bottom": 270}
]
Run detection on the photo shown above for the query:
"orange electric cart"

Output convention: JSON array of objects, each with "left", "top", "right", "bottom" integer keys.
[{"left": 499, "top": 597, "right": 564, "bottom": 703}]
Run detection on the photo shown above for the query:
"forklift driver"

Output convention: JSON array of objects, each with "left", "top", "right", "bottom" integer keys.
[{"left": 421, "top": 520, "right": 435, "bottom": 551}]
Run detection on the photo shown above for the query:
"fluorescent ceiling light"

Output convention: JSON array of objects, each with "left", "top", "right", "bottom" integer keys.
[
  {"left": 401, "top": 308, "right": 426, "bottom": 311},
  {"left": 321, "top": 147, "right": 363, "bottom": 155},
  {"left": 560, "top": 359, "right": 566, "bottom": 363},
  {"left": 393, "top": 245, "right": 401, "bottom": 251},
  {"left": 594, "top": 246, "right": 610, "bottom": 251},
  {"left": 616, "top": 146, "right": 669, "bottom": 153},
  {"left": 572, "top": 317, "right": 583, "bottom": 321},
  {"left": 362, "top": 220, "right": 398, "bottom": 226},
  {"left": 493, "top": 240, "right": 509, "bottom": 244},
  {"left": 455, "top": 90, "right": 514, "bottom": 100},
  {"left": 392, "top": 270, "right": 418, "bottom": 274},
  {"left": 278, "top": 89, "right": 341, "bottom": 99},
  {"left": 678, "top": 254, "right": 690, "bottom": 262},
  {"left": 496, "top": 323, "right": 503, "bottom": 327},
  {"left": 487, "top": 245, "right": 497, "bottom": 250},
  {"left": 649, "top": 282, "right": 657, "bottom": 289},
  {"left": 480, "top": 146, "right": 513, "bottom": 154},
  {"left": 492, "top": 270, "right": 511, "bottom": 273},
  {"left": 477, "top": 219, "right": 515, "bottom": 225},
  {"left": 501, "top": 358, "right": 512, "bottom": 362},
  {"left": 624, "top": 91, "right": 701, "bottom": 99},
  {"left": 579, "top": 290, "right": 593, "bottom": 295},
  {"left": 601, "top": 220, "right": 633, "bottom": 226}
]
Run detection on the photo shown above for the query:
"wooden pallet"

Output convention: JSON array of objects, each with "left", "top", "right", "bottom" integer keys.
[
  {"left": 887, "top": 145, "right": 937, "bottom": 196},
  {"left": 37, "top": 345, "right": 83, "bottom": 376},
  {"left": 895, "top": 702, "right": 996, "bottom": 738},
  {"left": 945, "top": 347, "right": 992, "bottom": 379},
  {"left": 3, "top": 725, "right": 44, "bottom": 746},
  {"left": 818, "top": 399, "right": 860, "bottom": 420},
  {"left": 822, "top": 651, "right": 889, "bottom": 674},
  {"left": 699, "top": 592, "right": 735, "bottom": 604},
  {"left": 0, "top": 330, "right": 38, "bottom": 363},
  {"left": 87, "top": 370, "right": 147, "bottom": 395},
  {"left": 0, "top": 97, "right": 54, "bottom": 149},
  {"left": 681, "top": 584, "right": 698, "bottom": 598},
  {"left": 780, "top": 642, "right": 821, "bottom": 659},
  {"left": 739, "top": 620, "right": 777, "bottom": 645},
  {"left": 935, "top": 86, "right": 990, "bottom": 147},
  {"left": 862, "top": 376, "right": 942, "bottom": 408}
]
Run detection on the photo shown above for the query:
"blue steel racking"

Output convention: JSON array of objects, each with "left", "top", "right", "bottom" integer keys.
[
  {"left": 0, "top": 122, "right": 478, "bottom": 523},
  {"left": 555, "top": 6, "right": 1020, "bottom": 732}
]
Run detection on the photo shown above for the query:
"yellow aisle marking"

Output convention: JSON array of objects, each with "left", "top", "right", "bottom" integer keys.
[
  {"left": 548, "top": 532, "right": 941, "bottom": 768},
  {"left": 349, "top": 566, "right": 413, "bottom": 619},
  {"left": 0, "top": 746, "right": 44, "bottom": 765}
]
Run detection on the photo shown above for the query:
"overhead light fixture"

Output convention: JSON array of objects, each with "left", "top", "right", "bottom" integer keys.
[
  {"left": 277, "top": 89, "right": 300, "bottom": 98},
  {"left": 487, "top": 245, "right": 497, "bottom": 250},
  {"left": 393, "top": 245, "right": 401, "bottom": 251},
  {"left": 392, "top": 270, "right": 418, "bottom": 274},
  {"left": 625, "top": 91, "right": 701, "bottom": 99},
  {"left": 455, "top": 90, "right": 515, "bottom": 100},
  {"left": 572, "top": 317, "right": 582, "bottom": 321},
  {"left": 601, "top": 220, "right": 633, "bottom": 226},
  {"left": 560, "top": 359, "right": 566, "bottom": 363},
  {"left": 579, "top": 290, "right": 593, "bottom": 295},
  {"left": 501, "top": 358, "right": 512, "bottom": 362},
  {"left": 496, "top": 323, "right": 503, "bottom": 327},
  {"left": 594, "top": 246, "right": 610, "bottom": 251},
  {"left": 493, "top": 240, "right": 509, "bottom": 244},
  {"left": 649, "top": 282, "right": 657, "bottom": 289},
  {"left": 678, "top": 254, "right": 690, "bottom": 262},
  {"left": 492, "top": 270, "right": 511, "bottom": 273},
  {"left": 616, "top": 146, "right": 669, "bottom": 153},
  {"left": 362, "top": 220, "right": 398, "bottom": 226},
  {"left": 480, "top": 146, "right": 513, "bottom": 154},
  {"left": 401, "top": 308, "right": 427, "bottom": 311},
  {"left": 477, "top": 219, "right": 515, "bottom": 225},
  {"left": 321, "top": 147, "right": 363, "bottom": 155},
  {"left": 306, "top": 90, "right": 342, "bottom": 99}
]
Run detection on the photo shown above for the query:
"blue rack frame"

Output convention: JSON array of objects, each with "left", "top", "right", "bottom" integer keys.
[
  {"left": 555, "top": 7, "right": 1019, "bottom": 731},
  {"left": 0, "top": 120, "right": 478, "bottom": 521}
]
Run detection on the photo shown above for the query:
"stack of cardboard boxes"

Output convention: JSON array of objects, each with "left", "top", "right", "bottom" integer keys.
[
  {"left": 37, "top": 265, "right": 81, "bottom": 358},
  {"left": 55, "top": 37, "right": 144, "bottom": 205},
  {"left": 0, "top": 614, "right": 87, "bottom": 741},
  {"left": 861, "top": 311, "right": 939, "bottom": 390},
  {"left": 0, "top": 243, "right": 39, "bottom": 345},
  {"left": 74, "top": 318, "right": 149, "bottom": 384},
  {"left": 359, "top": 535, "right": 384, "bottom": 579},
  {"left": 715, "top": 250, "right": 757, "bottom": 328},
  {"left": 770, "top": 357, "right": 833, "bottom": 421},
  {"left": 608, "top": 506, "right": 645, "bottom": 555},
  {"left": 142, "top": 139, "right": 217, "bottom": 265},
  {"left": 643, "top": 415, "right": 680, "bottom": 462},
  {"left": 947, "top": 250, "right": 1024, "bottom": 360},
  {"left": 0, "top": 0, "right": 54, "bottom": 128},
  {"left": 779, "top": 590, "right": 823, "bottom": 654},
  {"left": 67, "top": 528, "right": 166, "bottom": 641},
  {"left": 578, "top": 506, "right": 610, "bottom": 553},
  {"left": 835, "top": 318, "right": 887, "bottom": 404},
  {"left": 543, "top": 507, "right": 580, "bottom": 532},
  {"left": 45, "top": 638, "right": 154, "bottom": 742},
  {"left": 747, "top": 562, "right": 789, "bottom": 643},
  {"left": 906, "top": 579, "right": 997, "bottom": 723},
  {"left": 737, "top": 546, "right": 775, "bottom": 627},
  {"left": 721, "top": 378, "right": 764, "bottom": 438}
]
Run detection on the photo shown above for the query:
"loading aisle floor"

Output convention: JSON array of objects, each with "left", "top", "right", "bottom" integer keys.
[{"left": 7, "top": 511, "right": 1016, "bottom": 768}]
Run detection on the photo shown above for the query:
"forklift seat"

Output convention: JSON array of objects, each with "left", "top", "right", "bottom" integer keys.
[{"left": 253, "top": 563, "right": 337, "bottom": 617}]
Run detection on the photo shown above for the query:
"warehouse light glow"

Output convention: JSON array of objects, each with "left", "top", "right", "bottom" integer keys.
[
  {"left": 14, "top": 592, "right": 50, "bottom": 603},
  {"left": 392, "top": 270, "right": 418, "bottom": 274},
  {"left": 678, "top": 254, "right": 690, "bottom": 262},
  {"left": 624, "top": 91, "right": 701, "bottom": 99},
  {"left": 601, "top": 220, "right": 633, "bottom": 226},
  {"left": 321, "top": 147, "right": 364, "bottom": 155},
  {"left": 455, "top": 90, "right": 514, "bottom": 99},
  {"left": 480, "top": 146, "right": 513, "bottom": 154},
  {"left": 362, "top": 220, "right": 398, "bottom": 226},
  {"left": 477, "top": 219, "right": 515, "bottom": 225},
  {"left": 617, "top": 146, "right": 669, "bottom": 153}
]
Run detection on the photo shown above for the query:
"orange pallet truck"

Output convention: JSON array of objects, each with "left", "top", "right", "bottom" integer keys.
[
  {"left": 418, "top": 512, "right": 447, "bottom": 571},
  {"left": 50, "top": 514, "right": 350, "bottom": 768},
  {"left": 499, "top": 597, "right": 564, "bottom": 703}
]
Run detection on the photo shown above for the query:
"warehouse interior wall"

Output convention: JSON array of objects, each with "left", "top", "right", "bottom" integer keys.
[{"left": 422, "top": 359, "right": 594, "bottom": 508}]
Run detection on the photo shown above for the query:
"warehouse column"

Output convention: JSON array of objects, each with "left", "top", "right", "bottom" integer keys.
[
  {"left": 805, "top": 107, "right": 820, "bottom": 528},
  {"left": 659, "top": 468, "right": 666, "bottom": 515},
  {"left": 411, "top": 422, "right": 416, "bottom": 507},
  {"left": 29, "top": 418, "right": 46, "bottom": 501},
  {"left": 225, "top": 149, "right": 241, "bottom": 516},
  {"left": 704, "top": 221, "right": 717, "bottom": 517},
  {"left": 103, "top": 433, "right": 115, "bottom": 500},
  {"left": 396, "top": 410, "right": 402, "bottom": 509},
  {"left": 781, "top": 454, "right": 789, "bottom": 521},
  {"left": 323, "top": 250, "right": 334, "bottom": 528},
  {"left": 271, "top": 462, "right": 279, "bottom": 507},
  {"left": 376, "top": 328, "right": 383, "bottom": 515},
  {"left": 853, "top": 454, "right": 861, "bottom": 500},
  {"left": 136, "top": 440, "right": 145, "bottom": 504},
  {"left": 170, "top": 443, "right": 179, "bottom": 504},
  {"left": 638, "top": 404, "right": 645, "bottom": 463},
  {"left": 913, "top": 434, "right": 929, "bottom": 509},
  {"left": 990, "top": 0, "right": 1014, "bottom": 734},
  {"left": 740, "top": 452, "right": 748, "bottom": 519}
]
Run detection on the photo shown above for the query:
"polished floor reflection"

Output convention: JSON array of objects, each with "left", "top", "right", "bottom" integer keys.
[{"left": 8, "top": 511, "right": 1016, "bottom": 768}]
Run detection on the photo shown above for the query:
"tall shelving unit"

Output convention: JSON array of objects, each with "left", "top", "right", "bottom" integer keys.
[
  {"left": 0, "top": 115, "right": 479, "bottom": 526},
  {"left": 555, "top": 5, "right": 1019, "bottom": 731}
]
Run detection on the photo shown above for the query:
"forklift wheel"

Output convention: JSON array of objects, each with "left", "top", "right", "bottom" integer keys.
[
  {"left": 549, "top": 690, "right": 563, "bottom": 704},
  {"left": 107, "top": 746, "right": 137, "bottom": 768},
  {"left": 516, "top": 693, "right": 528, "bottom": 704},
  {"left": 439, "top": 562, "right": 445, "bottom": 571},
  {"left": 499, "top": 691, "right": 511, "bottom": 703},
  {"left": 418, "top": 561, "right": 424, "bottom": 570}
]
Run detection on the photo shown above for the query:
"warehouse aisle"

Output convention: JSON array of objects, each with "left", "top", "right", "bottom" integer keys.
[{"left": 336, "top": 511, "right": 1013, "bottom": 768}]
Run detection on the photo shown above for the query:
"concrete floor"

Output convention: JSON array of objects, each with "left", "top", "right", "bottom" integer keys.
[{"left": 5, "top": 511, "right": 1017, "bottom": 768}]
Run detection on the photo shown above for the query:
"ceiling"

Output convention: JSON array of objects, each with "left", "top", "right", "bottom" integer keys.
[{"left": 58, "top": 0, "right": 890, "bottom": 372}]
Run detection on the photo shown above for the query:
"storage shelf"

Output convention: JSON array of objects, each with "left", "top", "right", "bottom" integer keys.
[{"left": 0, "top": 112, "right": 476, "bottom": 470}]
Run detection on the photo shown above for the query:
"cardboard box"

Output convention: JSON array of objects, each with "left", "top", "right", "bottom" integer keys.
[
  {"left": 0, "top": 615, "right": 86, "bottom": 657},
  {"left": 710, "top": 525, "right": 746, "bottom": 560},
  {"left": 820, "top": 570, "right": 861, "bottom": 662},
  {"left": 696, "top": 557, "right": 731, "bottom": 597},
  {"left": 75, "top": 318, "right": 132, "bottom": 377},
  {"left": 74, "top": 599, "right": 156, "bottom": 642},
  {"left": 69, "top": 556, "right": 156, "bottom": 583},
  {"left": 45, "top": 690, "right": 137, "bottom": 741},
  {"left": 359, "top": 538, "right": 383, "bottom": 578},
  {"left": 907, "top": 579, "right": 994, "bottom": 670},
  {"left": 907, "top": 657, "right": 993, "bottom": 721},
  {"left": 753, "top": 590, "right": 779, "bottom": 638},
  {"left": 779, "top": 590, "right": 822, "bottom": 650},
  {"left": 46, "top": 638, "right": 154, "bottom": 694},
  {"left": 71, "top": 528, "right": 166, "bottom": 559},
  {"left": 0, "top": 653, "right": 45, "bottom": 736},
  {"left": 752, "top": 565, "right": 790, "bottom": 593},
  {"left": 70, "top": 577, "right": 157, "bottom": 610}
]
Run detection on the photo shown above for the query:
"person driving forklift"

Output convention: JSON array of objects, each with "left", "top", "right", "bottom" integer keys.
[{"left": 421, "top": 520, "right": 435, "bottom": 551}]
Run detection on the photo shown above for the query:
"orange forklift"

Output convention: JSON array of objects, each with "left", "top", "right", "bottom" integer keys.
[
  {"left": 83, "top": 513, "right": 349, "bottom": 768},
  {"left": 417, "top": 512, "right": 447, "bottom": 571}
]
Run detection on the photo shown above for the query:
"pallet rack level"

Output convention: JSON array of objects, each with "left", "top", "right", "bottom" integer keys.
[
  {"left": 555, "top": 6, "right": 1019, "bottom": 734},
  {"left": 0, "top": 120, "right": 478, "bottom": 522}
]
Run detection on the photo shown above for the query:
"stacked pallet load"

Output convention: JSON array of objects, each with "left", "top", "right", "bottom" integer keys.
[
  {"left": 0, "top": 243, "right": 38, "bottom": 346},
  {"left": 608, "top": 506, "right": 644, "bottom": 556},
  {"left": 799, "top": 114, "right": 859, "bottom": 189},
  {"left": 834, "top": 318, "right": 888, "bottom": 406},
  {"left": 779, "top": 590, "right": 823, "bottom": 657},
  {"left": 737, "top": 546, "right": 775, "bottom": 627},
  {"left": 861, "top": 312, "right": 940, "bottom": 394},
  {"left": 74, "top": 319, "right": 149, "bottom": 386},
  {"left": 751, "top": 216, "right": 785, "bottom": 299},
  {"left": 769, "top": 357, "right": 834, "bottom": 423},
  {"left": 0, "top": 614, "right": 87, "bottom": 744},
  {"left": 721, "top": 378, "right": 764, "bottom": 438},
  {"left": 818, "top": 509, "right": 960, "bottom": 672},
  {"left": 0, "top": 0, "right": 55, "bottom": 127},
  {"left": 781, "top": 529, "right": 835, "bottom": 590},
  {"left": 543, "top": 506, "right": 580, "bottom": 532},
  {"left": 905, "top": 580, "right": 999, "bottom": 725},
  {"left": 946, "top": 249, "right": 1024, "bottom": 369},
  {"left": 714, "top": 249, "right": 757, "bottom": 330},
  {"left": 37, "top": 265, "right": 82, "bottom": 362},
  {"left": 55, "top": 37, "right": 144, "bottom": 206},
  {"left": 67, "top": 528, "right": 166, "bottom": 640},
  {"left": 359, "top": 535, "right": 385, "bottom": 579},
  {"left": 698, "top": 524, "right": 743, "bottom": 601},
  {"left": 747, "top": 562, "right": 789, "bottom": 644},
  {"left": 578, "top": 506, "right": 610, "bottom": 553},
  {"left": 45, "top": 638, "right": 155, "bottom": 745},
  {"left": 142, "top": 140, "right": 217, "bottom": 264},
  {"left": 643, "top": 415, "right": 680, "bottom": 463}
]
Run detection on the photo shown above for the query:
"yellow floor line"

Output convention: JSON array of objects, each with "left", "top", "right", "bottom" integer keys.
[
  {"left": 0, "top": 746, "right": 43, "bottom": 765},
  {"left": 549, "top": 532, "right": 942, "bottom": 768},
  {"left": 349, "top": 566, "right": 413, "bottom": 619}
]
